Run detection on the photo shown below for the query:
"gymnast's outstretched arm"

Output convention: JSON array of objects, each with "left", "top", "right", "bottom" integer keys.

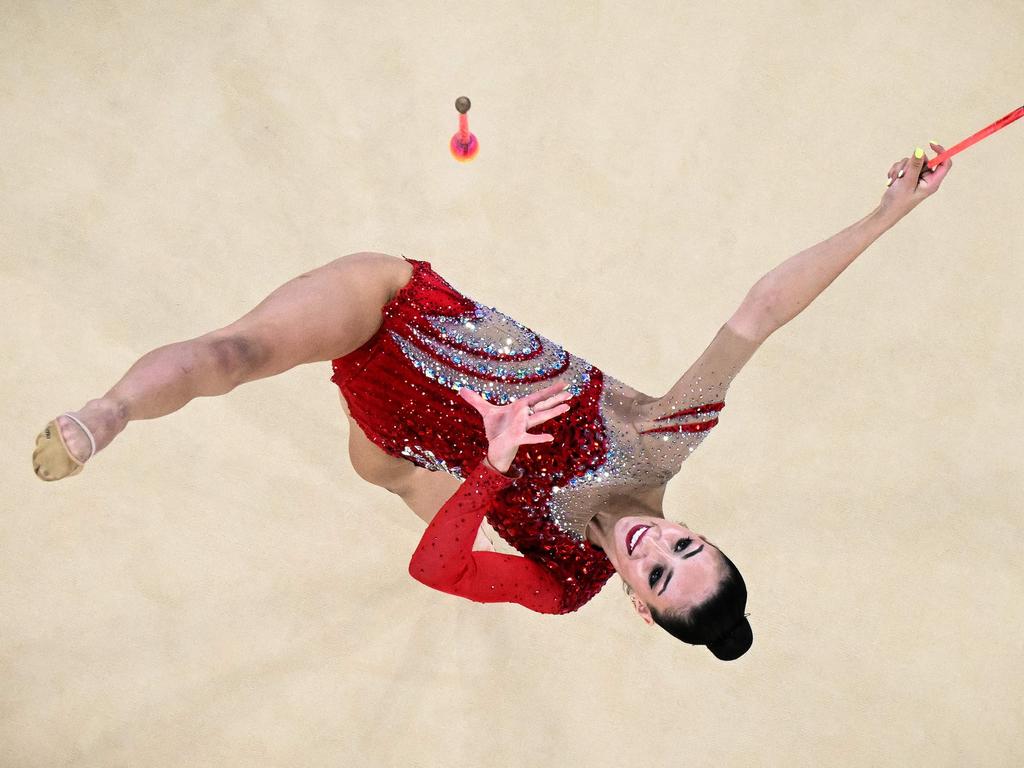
[
  {"left": 747, "top": 142, "right": 953, "bottom": 336},
  {"left": 653, "top": 142, "right": 954, "bottom": 412}
]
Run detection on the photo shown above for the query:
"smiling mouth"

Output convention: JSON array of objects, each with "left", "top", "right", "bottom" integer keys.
[{"left": 626, "top": 524, "right": 652, "bottom": 555}]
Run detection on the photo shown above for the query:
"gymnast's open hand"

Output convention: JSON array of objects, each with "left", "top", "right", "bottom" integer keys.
[
  {"left": 459, "top": 379, "right": 573, "bottom": 473},
  {"left": 880, "top": 140, "right": 953, "bottom": 217}
]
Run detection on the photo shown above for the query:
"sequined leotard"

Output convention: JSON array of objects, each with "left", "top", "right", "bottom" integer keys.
[{"left": 329, "top": 256, "right": 758, "bottom": 614}]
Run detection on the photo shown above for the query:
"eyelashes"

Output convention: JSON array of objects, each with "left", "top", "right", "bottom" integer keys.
[
  {"left": 648, "top": 538, "right": 693, "bottom": 588},
  {"left": 648, "top": 566, "right": 663, "bottom": 589}
]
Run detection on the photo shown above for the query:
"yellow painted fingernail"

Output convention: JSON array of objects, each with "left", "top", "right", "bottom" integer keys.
[
  {"left": 929, "top": 139, "right": 938, "bottom": 146},
  {"left": 914, "top": 147, "right": 923, "bottom": 159}
]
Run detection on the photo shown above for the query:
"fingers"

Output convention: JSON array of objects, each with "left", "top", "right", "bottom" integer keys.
[
  {"left": 458, "top": 387, "right": 490, "bottom": 413},
  {"left": 925, "top": 140, "right": 950, "bottom": 169},
  {"left": 525, "top": 381, "right": 574, "bottom": 422},
  {"left": 512, "top": 400, "right": 566, "bottom": 453},
  {"left": 909, "top": 141, "right": 951, "bottom": 192},
  {"left": 886, "top": 140, "right": 952, "bottom": 194},
  {"left": 531, "top": 390, "right": 573, "bottom": 412},
  {"left": 908, "top": 145, "right": 926, "bottom": 177},
  {"left": 526, "top": 402, "right": 570, "bottom": 427},
  {"left": 524, "top": 383, "right": 573, "bottom": 443},
  {"left": 523, "top": 378, "right": 571, "bottom": 406},
  {"left": 887, "top": 157, "right": 909, "bottom": 186},
  {"left": 462, "top": 380, "right": 575, "bottom": 415},
  {"left": 886, "top": 137, "right": 954, "bottom": 194},
  {"left": 903, "top": 146, "right": 929, "bottom": 188},
  {"left": 924, "top": 140, "right": 953, "bottom": 182}
]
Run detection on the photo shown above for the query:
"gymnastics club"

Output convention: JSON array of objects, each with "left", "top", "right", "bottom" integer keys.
[{"left": 926, "top": 104, "right": 1024, "bottom": 171}]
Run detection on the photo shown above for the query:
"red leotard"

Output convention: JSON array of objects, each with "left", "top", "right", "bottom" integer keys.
[{"left": 330, "top": 257, "right": 741, "bottom": 614}]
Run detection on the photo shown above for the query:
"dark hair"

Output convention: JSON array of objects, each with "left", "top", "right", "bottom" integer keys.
[{"left": 648, "top": 552, "right": 752, "bottom": 661}]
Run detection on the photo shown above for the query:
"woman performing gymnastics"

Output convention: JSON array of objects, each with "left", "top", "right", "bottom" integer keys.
[{"left": 32, "top": 142, "right": 952, "bottom": 661}]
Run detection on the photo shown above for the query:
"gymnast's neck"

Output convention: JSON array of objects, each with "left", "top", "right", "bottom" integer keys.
[{"left": 585, "top": 484, "right": 668, "bottom": 548}]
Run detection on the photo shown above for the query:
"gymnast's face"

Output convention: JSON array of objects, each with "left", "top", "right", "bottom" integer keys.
[{"left": 609, "top": 518, "right": 727, "bottom": 623}]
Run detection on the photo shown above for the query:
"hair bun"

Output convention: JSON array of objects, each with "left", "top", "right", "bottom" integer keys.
[{"left": 707, "top": 616, "right": 753, "bottom": 661}]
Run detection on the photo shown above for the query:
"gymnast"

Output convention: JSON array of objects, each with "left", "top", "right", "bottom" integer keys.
[{"left": 33, "top": 143, "right": 952, "bottom": 661}]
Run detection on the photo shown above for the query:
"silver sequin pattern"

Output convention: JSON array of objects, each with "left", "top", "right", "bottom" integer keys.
[
  {"left": 545, "top": 373, "right": 680, "bottom": 542},
  {"left": 390, "top": 300, "right": 726, "bottom": 541},
  {"left": 387, "top": 303, "right": 593, "bottom": 404}
]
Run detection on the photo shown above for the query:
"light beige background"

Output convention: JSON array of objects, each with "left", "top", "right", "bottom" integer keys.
[{"left": 3, "top": 1, "right": 1022, "bottom": 766}]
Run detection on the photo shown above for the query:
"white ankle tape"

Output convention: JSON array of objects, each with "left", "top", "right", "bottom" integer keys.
[{"left": 61, "top": 412, "right": 96, "bottom": 461}]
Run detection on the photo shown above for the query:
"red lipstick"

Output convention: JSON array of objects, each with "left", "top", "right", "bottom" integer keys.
[{"left": 626, "top": 524, "right": 652, "bottom": 556}]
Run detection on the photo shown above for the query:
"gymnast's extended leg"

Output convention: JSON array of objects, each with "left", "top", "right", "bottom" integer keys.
[{"left": 33, "top": 252, "right": 411, "bottom": 480}]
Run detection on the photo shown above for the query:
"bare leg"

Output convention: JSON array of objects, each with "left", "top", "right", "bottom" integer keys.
[
  {"left": 52, "top": 335, "right": 253, "bottom": 464},
  {"left": 38, "top": 253, "right": 410, "bottom": 473}
]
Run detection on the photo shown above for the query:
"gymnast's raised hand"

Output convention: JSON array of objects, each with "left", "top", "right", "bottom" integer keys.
[
  {"left": 880, "top": 140, "right": 953, "bottom": 217},
  {"left": 458, "top": 379, "right": 572, "bottom": 474}
]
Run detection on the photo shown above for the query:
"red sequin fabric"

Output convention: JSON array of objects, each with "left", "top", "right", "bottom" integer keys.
[{"left": 330, "top": 257, "right": 618, "bottom": 613}]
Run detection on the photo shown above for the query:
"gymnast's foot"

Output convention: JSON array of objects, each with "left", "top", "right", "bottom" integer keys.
[{"left": 33, "top": 399, "right": 127, "bottom": 480}]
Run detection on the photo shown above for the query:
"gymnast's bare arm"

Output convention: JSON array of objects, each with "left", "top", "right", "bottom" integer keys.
[
  {"left": 758, "top": 142, "right": 952, "bottom": 333},
  {"left": 653, "top": 142, "right": 953, "bottom": 410}
]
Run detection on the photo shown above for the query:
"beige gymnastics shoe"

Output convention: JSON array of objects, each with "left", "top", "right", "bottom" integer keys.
[{"left": 32, "top": 412, "right": 96, "bottom": 481}]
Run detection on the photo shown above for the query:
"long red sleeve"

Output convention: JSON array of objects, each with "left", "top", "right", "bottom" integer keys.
[{"left": 408, "top": 457, "right": 566, "bottom": 614}]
